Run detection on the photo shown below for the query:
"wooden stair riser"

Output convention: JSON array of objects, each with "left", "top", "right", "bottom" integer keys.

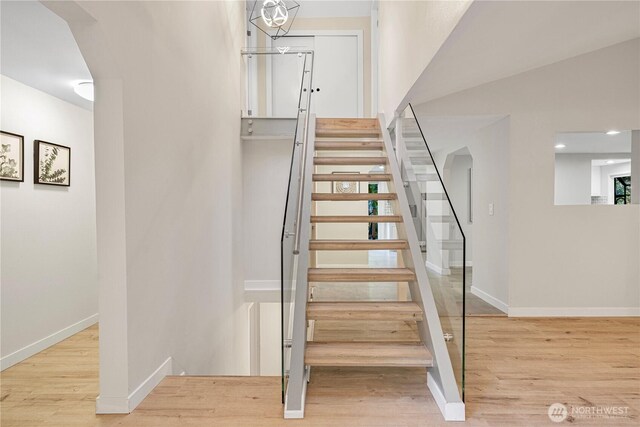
[
  {"left": 311, "top": 215, "right": 402, "bottom": 223},
  {"left": 315, "top": 141, "right": 384, "bottom": 151},
  {"left": 313, "top": 174, "right": 391, "bottom": 182},
  {"left": 315, "top": 118, "right": 379, "bottom": 130},
  {"left": 309, "top": 239, "right": 408, "bottom": 251},
  {"left": 314, "top": 157, "right": 387, "bottom": 166},
  {"left": 304, "top": 342, "right": 433, "bottom": 367},
  {"left": 312, "top": 193, "right": 396, "bottom": 201},
  {"left": 308, "top": 268, "right": 416, "bottom": 282},
  {"left": 316, "top": 130, "right": 381, "bottom": 138},
  {"left": 307, "top": 302, "right": 423, "bottom": 321}
]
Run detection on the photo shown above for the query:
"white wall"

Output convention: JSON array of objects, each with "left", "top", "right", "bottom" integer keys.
[
  {"left": 469, "top": 119, "right": 509, "bottom": 310},
  {"left": 258, "top": 302, "right": 280, "bottom": 376},
  {"left": 428, "top": 118, "right": 510, "bottom": 311},
  {"left": 242, "top": 138, "right": 291, "bottom": 288},
  {"left": 555, "top": 154, "right": 592, "bottom": 205},
  {"left": 377, "top": 0, "right": 472, "bottom": 122},
  {"left": 47, "top": 0, "right": 250, "bottom": 413},
  {"left": 591, "top": 165, "right": 602, "bottom": 196},
  {"left": 414, "top": 39, "right": 640, "bottom": 315},
  {"left": 446, "top": 152, "right": 473, "bottom": 264},
  {"left": 0, "top": 75, "right": 97, "bottom": 369}
]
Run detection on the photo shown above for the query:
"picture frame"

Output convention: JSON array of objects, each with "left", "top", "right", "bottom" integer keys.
[
  {"left": 34, "top": 140, "right": 71, "bottom": 186},
  {"left": 332, "top": 171, "right": 360, "bottom": 193},
  {"left": 0, "top": 130, "right": 25, "bottom": 182}
]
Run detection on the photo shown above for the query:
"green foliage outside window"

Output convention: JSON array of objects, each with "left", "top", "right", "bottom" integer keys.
[{"left": 614, "top": 176, "right": 631, "bottom": 205}]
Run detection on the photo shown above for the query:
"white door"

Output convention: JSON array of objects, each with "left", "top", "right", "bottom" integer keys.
[
  {"left": 312, "top": 35, "right": 360, "bottom": 118},
  {"left": 271, "top": 36, "right": 314, "bottom": 117},
  {"left": 270, "top": 34, "right": 361, "bottom": 118}
]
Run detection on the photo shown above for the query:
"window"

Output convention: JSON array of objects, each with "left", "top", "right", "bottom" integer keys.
[
  {"left": 614, "top": 176, "right": 631, "bottom": 205},
  {"left": 368, "top": 183, "right": 378, "bottom": 240}
]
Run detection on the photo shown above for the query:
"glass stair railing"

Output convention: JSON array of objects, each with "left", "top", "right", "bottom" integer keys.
[
  {"left": 242, "top": 47, "right": 314, "bottom": 404},
  {"left": 391, "top": 104, "right": 466, "bottom": 399}
]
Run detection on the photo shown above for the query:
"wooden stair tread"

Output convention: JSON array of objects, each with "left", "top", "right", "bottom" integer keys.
[
  {"left": 314, "top": 157, "right": 387, "bottom": 166},
  {"left": 316, "top": 129, "right": 381, "bottom": 138},
  {"left": 312, "top": 193, "right": 396, "bottom": 201},
  {"left": 308, "top": 268, "right": 416, "bottom": 282},
  {"left": 316, "top": 118, "right": 379, "bottom": 130},
  {"left": 313, "top": 173, "right": 391, "bottom": 182},
  {"left": 307, "top": 302, "right": 423, "bottom": 321},
  {"left": 313, "top": 320, "right": 420, "bottom": 342},
  {"left": 305, "top": 342, "right": 432, "bottom": 367},
  {"left": 315, "top": 141, "right": 383, "bottom": 150},
  {"left": 311, "top": 215, "right": 402, "bottom": 223},
  {"left": 310, "top": 239, "right": 408, "bottom": 250}
]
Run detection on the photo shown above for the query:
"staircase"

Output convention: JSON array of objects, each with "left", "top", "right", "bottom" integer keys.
[
  {"left": 307, "top": 119, "right": 432, "bottom": 381},
  {"left": 284, "top": 115, "right": 464, "bottom": 421}
]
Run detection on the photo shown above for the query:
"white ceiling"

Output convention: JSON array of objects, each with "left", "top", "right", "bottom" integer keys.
[
  {"left": 592, "top": 159, "right": 630, "bottom": 166},
  {"left": 247, "top": 0, "right": 373, "bottom": 18},
  {"left": 555, "top": 131, "right": 632, "bottom": 154},
  {"left": 409, "top": 1, "right": 640, "bottom": 105},
  {"left": 1, "top": 1, "right": 92, "bottom": 110},
  {"left": 293, "top": 0, "right": 373, "bottom": 18}
]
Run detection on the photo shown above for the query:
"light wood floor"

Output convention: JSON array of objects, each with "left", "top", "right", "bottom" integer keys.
[{"left": 2, "top": 318, "right": 638, "bottom": 426}]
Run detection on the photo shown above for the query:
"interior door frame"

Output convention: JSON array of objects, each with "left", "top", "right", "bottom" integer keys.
[{"left": 266, "top": 30, "right": 365, "bottom": 118}]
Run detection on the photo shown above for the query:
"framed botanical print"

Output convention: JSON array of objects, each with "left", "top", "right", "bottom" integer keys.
[
  {"left": 34, "top": 140, "right": 71, "bottom": 186},
  {"left": 0, "top": 130, "right": 25, "bottom": 182}
]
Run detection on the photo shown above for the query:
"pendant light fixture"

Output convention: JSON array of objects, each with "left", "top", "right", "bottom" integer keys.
[{"left": 249, "top": 0, "right": 299, "bottom": 40}]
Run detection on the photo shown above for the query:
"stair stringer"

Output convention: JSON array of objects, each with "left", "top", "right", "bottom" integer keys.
[
  {"left": 284, "top": 115, "right": 316, "bottom": 419},
  {"left": 379, "top": 114, "right": 465, "bottom": 422}
]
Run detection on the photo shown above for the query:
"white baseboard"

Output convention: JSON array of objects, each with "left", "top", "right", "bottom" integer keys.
[
  {"left": 244, "top": 279, "right": 280, "bottom": 292},
  {"left": 508, "top": 307, "right": 640, "bottom": 317},
  {"left": 1, "top": 313, "right": 98, "bottom": 371},
  {"left": 470, "top": 286, "right": 508, "bottom": 313},
  {"left": 96, "top": 356, "right": 177, "bottom": 414},
  {"left": 127, "top": 356, "right": 174, "bottom": 411},
  {"left": 427, "top": 372, "right": 465, "bottom": 421},
  {"left": 449, "top": 260, "right": 472, "bottom": 268},
  {"left": 425, "top": 261, "right": 451, "bottom": 276}
]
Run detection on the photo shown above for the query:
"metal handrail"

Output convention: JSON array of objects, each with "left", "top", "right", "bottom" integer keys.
[{"left": 293, "top": 52, "right": 314, "bottom": 254}]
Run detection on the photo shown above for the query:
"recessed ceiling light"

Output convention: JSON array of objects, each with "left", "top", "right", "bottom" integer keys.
[
  {"left": 73, "top": 81, "right": 94, "bottom": 102},
  {"left": 606, "top": 130, "right": 620, "bottom": 135},
  {"left": 555, "top": 144, "right": 566, "bottom": 149},
  {"left": 606, "top": 160, "right": 615, "bottom": 164}
]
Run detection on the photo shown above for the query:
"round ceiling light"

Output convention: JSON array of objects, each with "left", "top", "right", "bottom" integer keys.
[
  {"left": 554, "top": 144, "right": 566, "bottom": 149},
  {"left": 606, "top": 130, "right": 621, "bottom": 135},
  {"left": 74, "top": 81, "right": 94, "bottom": 102},
  {"left": 261, "top": 0, "right": 289, "bottom": 28}
]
